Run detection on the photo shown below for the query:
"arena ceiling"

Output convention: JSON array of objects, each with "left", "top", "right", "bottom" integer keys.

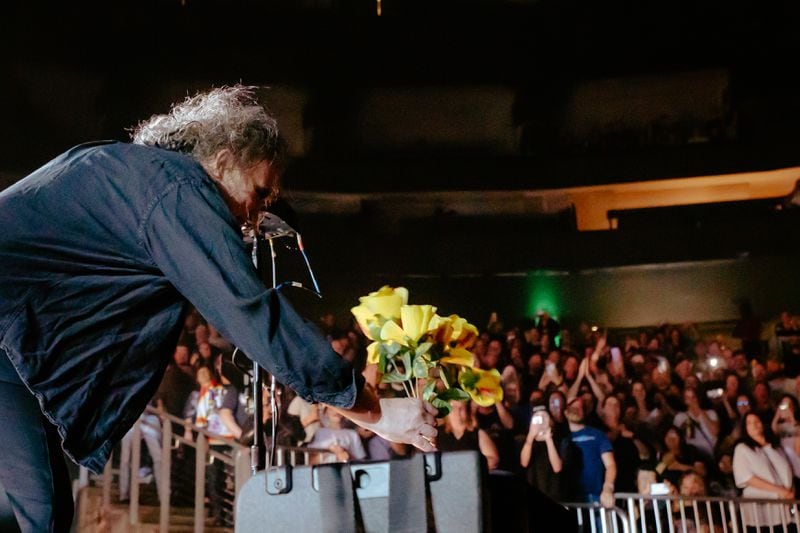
[{"left": 3, "top": 1, "right": 800, "bottom": 249}]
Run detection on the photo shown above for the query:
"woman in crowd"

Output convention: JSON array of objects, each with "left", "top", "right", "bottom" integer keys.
[
  {"left": 600, "top": 395, "right": 641, "bottom": 493},
  {"left": 655, "top": 425, "right": 707, "bottom": 488},
  {"left": 520, "top": 406, "right": 569, "bottom": 501},
  {"left": 770, "top": 393, "right": 800, "bottom": 491},
  {"left": 733, "top": 412, "right": 795, "bottom": 531},
  {"left": 439, "top": 400, "right": 500, "bottom": 471},
  {"left": 673, "top": 387, "right": 720, "bottom": 461},
  {"left": 184, "top": 364, "right": 235, "bottom": 526}
]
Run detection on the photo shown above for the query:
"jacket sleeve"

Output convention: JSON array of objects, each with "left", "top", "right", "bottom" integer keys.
[{"left": 141, "top": 179, "right": 358, "bottom": 408}]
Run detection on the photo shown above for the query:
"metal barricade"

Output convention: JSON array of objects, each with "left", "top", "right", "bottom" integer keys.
[
  {"left": 77, "top": 406, "right": 336, "bottom": 532},
  {"left": 615, "top": 492, "right": 800, "bottom": 533},
  {"left": 561, "top": 502, "right": 631, "bottom": 533}
]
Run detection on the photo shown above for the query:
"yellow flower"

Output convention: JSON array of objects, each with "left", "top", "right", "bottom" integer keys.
[
  {"left": 366, "top": 342, "right": 380, "bottom": 364},
  {"left": 400, "top": 304, "right": 437, "bottom": 343},
  {"left": 351, "top": 286, "right": 409, "bottom": 339},
  {"left": 428, "top": 314, "right": 479, "bottom": 349},
  {"left": 439, "top": 347, "right": 476, "bottom": 367},
  {"left": 379, "top": 319, "right": 408, "bottom": 345},
  {"left": 450, "top": 316, "right": 479, "bottom": 349},
  {"left": 458, "top": 367, "right": 503, "bottom": 407}
]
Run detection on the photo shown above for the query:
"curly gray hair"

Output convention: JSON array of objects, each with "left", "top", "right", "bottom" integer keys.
[{"left": 131, "top": 85, "right": 286, "bottom": 173}]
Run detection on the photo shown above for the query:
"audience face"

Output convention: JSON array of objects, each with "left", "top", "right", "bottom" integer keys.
[
  {"left": 447, "top": 400, "right": 470, "bottom": 430},
  {"left": 540, "top": 334, "right": 550, "bottom": 353},
  {"left": 751, "top": 362, "right": 766, "bottom": 382},
  {"left": 174, "top": 345, "right": 190, "bottom": 366},
  {"left": 325, "top": 408, "right": 344, "bottom": 429},
  {"left": 504, "top": 381, "right": 520, "bottom": 405},
  {"left": 732, "top": 353, "right": 748, "bottom": 376},
  {"left": 652, "top": 366, "right": 671, "bottom": 391},
  {"left": 602, "top": 396, "right": 621, "bottom": 424},
  {"left": 736, "top": 394, "right": 751, "bottom": 416},
  {"left": 694, "top": 341, "right": 708, "bottom": 359},
  {"left": 753, "top": 382, "right": 770, "bottom": 410},
  {"left": 684, "top": 375, "right": 700, "bottom": 391},
  {"left": 725, "top": 374, "right": 739, "bottom": 398},
  {"left": 184, "top": 312, "right": 199, "bottom": 332},
  {"left": 632, "top": 381, "right": 646, "bottom": 403},
  {"left": 195, "top": 324, "right": 210, "bottom": 345},
  {"left": 528, "top": 353, "right": 543, "bottom": 374},
  {"left": 707, "top": 341, "right": 720, "bottom": 357},
  {"left": 482, "top": 340, "right": 502, "bottom": 369},
  {"left": 510, "top": 346, "right": 524, "bottom": 370},
  {"left": 718, "top": 453, "right": 733, "bottom": 475},
  {"left": 664, "top": 427, "right": 682, "bottom": 454},
  {"left": 563, "top": 356, "right": 579, "bottom": 381},
  {"left": 549, "top": 392, "right": 565, "bottom": 422},
  {"left": 198, "top": 342, "right": 213, "bottom": 361},
  {"left": 744, "top": 412, "right": 765, "bottom": 443},
  {"left": 196, "top": 366, "right": 212, "bottom": 387},
  {"left": 680, "top": 472, "right": 706, "bottom": 497},
  {"left": 529, "top": 389, "right": 544, "bottom": 406},
  {"left": 565, "top": 398, "right": 584, "bottom": 424},
  {"left": 675, "top": 359, "right": 692, "bottom": 381},
  {"left": 683, "top": 388, "right": 701, "bottom": 412}
]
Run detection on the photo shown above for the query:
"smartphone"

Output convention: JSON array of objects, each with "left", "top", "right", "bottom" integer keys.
[
  {"left": 531, "top": 414, "right": 544, "bottom": 425},
  {"left": 650, "top": 482, "right": 670, "bottom": 495},
  {"left": 611, "top": 347, "right": 622, "bottom": 366},
  {"left": 706, "top": 388, "right": 724, "bottom": 400}
]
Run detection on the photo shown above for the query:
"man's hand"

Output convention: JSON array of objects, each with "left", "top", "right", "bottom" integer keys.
[
  {"left": 600, "top": 487, "right": 615, "bottom": 508},
  {"left": 355, "top": 398, "right": 439, "bottom": 452}
]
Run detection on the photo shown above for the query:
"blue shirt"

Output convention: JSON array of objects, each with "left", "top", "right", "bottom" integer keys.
[
  {"left": 0, "top": 141, "right": 358, "bottom": 472},
  {"left": 570, "top": 425, "right": 613, "bottom": 501}
]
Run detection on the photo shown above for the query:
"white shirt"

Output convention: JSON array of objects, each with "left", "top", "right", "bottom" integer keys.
[
  {"left": 287, "top": 396, "right": 319, "bottom": 443},
  {"left": 673, "top": 410, "right": 718, "bottom": 460},
  {"left": 310, "top": 427, "right": 367, "bottom": 462},
  {"left": 733, "top": 442, "right": 794, "bottom": 526}
]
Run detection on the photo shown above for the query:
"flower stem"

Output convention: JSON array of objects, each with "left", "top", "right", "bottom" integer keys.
[{"left": 402, "top": 380, "right": 413, "bottom": 399}]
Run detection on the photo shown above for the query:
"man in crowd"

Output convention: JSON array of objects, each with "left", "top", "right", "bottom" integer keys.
[
  {"left": 0, "top": 85, "right": 436, "bottom": 531},
  {"left": 565, "top": 396, "right": 617, "bottom": 507}
]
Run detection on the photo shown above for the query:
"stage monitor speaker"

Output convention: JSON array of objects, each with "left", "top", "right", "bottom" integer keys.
[{"left": 235, "top": 451, "right": 489, "bottom": 533}]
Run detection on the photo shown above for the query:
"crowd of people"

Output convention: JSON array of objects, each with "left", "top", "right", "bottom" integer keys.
[{"left": 132, "top": 302, "right": 800, "bottom": 529}]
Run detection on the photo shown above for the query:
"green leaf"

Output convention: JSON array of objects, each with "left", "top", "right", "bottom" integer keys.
[
  {"left": 378, "top": 351, "right": 387, "bottom": 374},
  {"left": 438, "top": 388, "right": 470, "bottom": 402},
  {"left": 459, "top": 368, "right": 480, "bottom": 390},
  {"left": 438, "top": 366, "right": 451, "bottom": 389},
  {"left": 386, "top": 342, "right": 402, "bottom": 357},
  {"left": 422, "top": 379, "right": 437, "bottom": 401},
  {"left": 415, "top": 342, "right": 433, "bottom": 358},
  {"left": 413, "top": 355, "right": 429, "bottom": 379},
  {"left": 381, "top": 371, "right": 410, "bottom": 384},
  {"left": 431, "top": 396, "right": 452, "bottom": 417},
  {"left": 401, "top": 351, "right": 413, "bottom": 379},
  {"left": 368, "top": 323, "right": 383, "bottom": 341}
]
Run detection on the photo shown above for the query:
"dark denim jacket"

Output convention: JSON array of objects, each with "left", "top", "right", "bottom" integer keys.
[{"left": 0, "top": 142, "right": 357, "bottom": 472}]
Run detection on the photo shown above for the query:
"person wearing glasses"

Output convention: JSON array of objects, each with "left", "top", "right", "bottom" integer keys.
[{"left": 0, "top": 85, "right": 437, "bottom": 532}]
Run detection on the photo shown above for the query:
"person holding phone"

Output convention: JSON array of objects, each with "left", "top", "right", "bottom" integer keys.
[
  {"left": 520, "top": 405, "right": 570, "bottom": 501},
  {"left": 770, "top": 394, "right": 800, "bottom": 486}
]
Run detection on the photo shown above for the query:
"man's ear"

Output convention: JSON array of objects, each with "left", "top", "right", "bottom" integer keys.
[{"left": 208, "top": 148, "right": 234, "bottom": 179}]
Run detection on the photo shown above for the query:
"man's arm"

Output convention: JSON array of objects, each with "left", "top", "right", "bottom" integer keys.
[
  {"left": 331, "top": 385, "right": 438, "bottom": 452},
  {"left": 600, "top": 451, "right": 617, "bottom": 508}
]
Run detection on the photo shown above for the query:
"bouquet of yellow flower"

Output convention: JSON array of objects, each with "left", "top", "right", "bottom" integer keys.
[{"left": 351, "top": 286, "right": 503, "bottom": 416}]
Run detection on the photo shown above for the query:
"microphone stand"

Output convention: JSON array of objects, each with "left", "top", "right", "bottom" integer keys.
[{"left": 243, "top": 210, "right": 322, "bottom": 475}]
